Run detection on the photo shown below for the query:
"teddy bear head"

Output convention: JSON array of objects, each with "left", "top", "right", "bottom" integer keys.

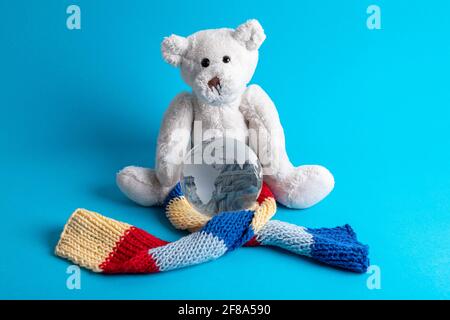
[{"left": 161, "top": 20, "right": 266, "bottom": 106}]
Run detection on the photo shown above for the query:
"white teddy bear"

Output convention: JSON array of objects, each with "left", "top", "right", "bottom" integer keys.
[{"left": 117, "top": 19, "right": 334, "bottom": 209}]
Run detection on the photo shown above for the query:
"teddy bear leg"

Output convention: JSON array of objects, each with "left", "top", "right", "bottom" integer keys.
[
  {"left": 264, "top": 165, "right": 335, "bottom": 209},
  {"left": 116, "top": 166, "right": 172, "bottom": 206}
]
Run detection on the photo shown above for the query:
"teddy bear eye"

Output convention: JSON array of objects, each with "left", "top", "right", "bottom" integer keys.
[
  {"left": 201, "top": 58, "right": 210, "bottom": 68},
  {"left": 223, "top": 56, "right": 231, "bottom": 63}
]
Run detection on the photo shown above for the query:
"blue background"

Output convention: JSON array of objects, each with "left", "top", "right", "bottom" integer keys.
[{"left": 1, "top": 0, "right": 449, "bottom": 299}]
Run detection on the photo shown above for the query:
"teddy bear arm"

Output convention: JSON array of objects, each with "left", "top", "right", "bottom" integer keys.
[
  {"left": 241, "top": 85, "right": 294, "bottom": 176},
  {"left": 241, "top": 85, "right": 335, "bottom": 209},
  {"left": 155, "top": 92, "right": 194, "bottom": 187}
]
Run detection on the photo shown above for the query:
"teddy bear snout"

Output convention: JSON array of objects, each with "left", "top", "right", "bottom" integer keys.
[{"left": 207, "top": 76, "right": 221, "bottom": 95}]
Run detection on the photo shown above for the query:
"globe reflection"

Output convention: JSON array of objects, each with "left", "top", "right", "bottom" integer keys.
[{"left": 181, "top": 138, "right": 263, "bottom": 216}]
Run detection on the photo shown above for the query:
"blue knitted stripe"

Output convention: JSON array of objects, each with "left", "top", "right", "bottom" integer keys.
[
  {"left": 165, "top": 184, "right": 256, "bottom": 251},
  {"left": 164, "top": 183, "right": 183, "bottom": 208},
  {"left": 201, "top": 210, "right": 255, "bottom": 251},
  {"left": 149, "top": 231, "right": 228, "bottom": 272},
  {"left": 307, "top": 225, "right": 369, "bottom": 273},
  {"left": 256, "top": 220, "right": 314, "bottom": 255}
]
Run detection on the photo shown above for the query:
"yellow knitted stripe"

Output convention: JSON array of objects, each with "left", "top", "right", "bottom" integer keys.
[
  {"left": 54, "top": 208, "right": 131, "bottom": 272},
  {"left": 251, "top": 197, "right": 277, "bottom": 233},
  {"left": 166, "top": 194, "right": 276, "bottom": 234},
  {"left": 165, "top": 197, "right": 211, "bottom": 232}
]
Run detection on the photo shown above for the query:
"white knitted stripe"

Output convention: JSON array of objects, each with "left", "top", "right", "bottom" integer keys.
[
  {"left": 149, "top": 231, "right": 228, "bottom": 272},
  {"left": 256, "top": 220, "right": 314, "bottom": 256}
]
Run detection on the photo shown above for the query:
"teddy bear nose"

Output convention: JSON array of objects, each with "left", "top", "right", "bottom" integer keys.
[{"left": 207, "top": 76, "right": 221, "bottom": 91}]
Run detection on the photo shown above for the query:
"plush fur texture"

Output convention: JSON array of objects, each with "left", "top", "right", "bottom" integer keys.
[{"left": 117, "top": 19, "right": 334, "bottom": 209}]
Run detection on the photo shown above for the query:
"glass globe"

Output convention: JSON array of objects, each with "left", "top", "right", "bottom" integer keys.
[{"left": 181, "top": 137, "right": 263, "bottom": 216}]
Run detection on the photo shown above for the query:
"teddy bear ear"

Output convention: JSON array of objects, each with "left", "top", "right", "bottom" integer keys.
[
  {"left": 161, "top": 34, "right": 189, "bottom": 67},
  {"left": 233, "top": 19, "right": 266, "bottom": 51}
]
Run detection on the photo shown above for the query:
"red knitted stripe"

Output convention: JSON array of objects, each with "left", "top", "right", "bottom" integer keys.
[
  {"left": 100, "top": 226, "right": 168, "bottom": 273},
  {"left": 257, "top": 182, "right": 274, "bottom": 204},
  {"left": 244, "top": 235, "right": 261, "bottom": 247},
  {"left": 102, "top": 250, "right": 160, "bottom": 274}
]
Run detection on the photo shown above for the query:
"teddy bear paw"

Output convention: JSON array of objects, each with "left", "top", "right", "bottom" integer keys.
[
  {"left": 276, "top": 165, "right": 335, "bottom": 209},
  {"left": 116, "top": 166, "right": 170, "bottom": 206}
]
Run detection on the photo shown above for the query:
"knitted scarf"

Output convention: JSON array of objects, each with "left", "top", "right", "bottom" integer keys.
[{"left": 55, "top": 183, "right": 369, "bottom": 273}]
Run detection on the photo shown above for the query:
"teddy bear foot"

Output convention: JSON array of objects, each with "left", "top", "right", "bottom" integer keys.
[
  {"left": 267, "top": 165, "right": 335, "bottom": 209},
  {"left": 116, "top": 166, "right": 171, "bottom": 206}
]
